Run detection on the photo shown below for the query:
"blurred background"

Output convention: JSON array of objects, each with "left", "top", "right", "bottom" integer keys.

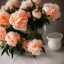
[{"left": 0, "top": 0, "right": 64, "bottom": 43}]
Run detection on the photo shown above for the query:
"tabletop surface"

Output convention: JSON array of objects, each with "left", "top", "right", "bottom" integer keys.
[{"left": 0, "top": 45, "right": 64, "bottom": 64}]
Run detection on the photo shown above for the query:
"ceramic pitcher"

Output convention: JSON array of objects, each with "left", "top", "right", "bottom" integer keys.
[{"left": 46, "top": 32, "right": 63, "bottom": 51}]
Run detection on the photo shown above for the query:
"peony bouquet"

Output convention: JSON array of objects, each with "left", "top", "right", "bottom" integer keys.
[{"left": 0, "top": 0, "right": 61, "bottom": 58}]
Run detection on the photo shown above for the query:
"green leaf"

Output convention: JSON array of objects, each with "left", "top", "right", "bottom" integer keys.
[
  {"left": 33, "top": 55, "right": 36, "bottom": 59},
  {"left": 15, "top": 43, "right": 25, "bottom": 55},
  {"left": 1, "top": 48, "right": 5, "bottom": 56},
  {"left": 42, "top": 47, "right": 45, "bottom": 53},
  {"left": 1, "top": 44, "right": 9, "bottom": 56},
  {"left": 47, "top": 20, "right": 50, "bottom": 25},
  {"left": 10, "top": 47, "right": 14, "bottom": 58},
  {"left": 5, "top": 7, "right": 19, "bottom": 14},
  {"left": 6, "top": 51, "right": 9, "bottom": 56},
  {"left": 42, "top": 10, "right": 45, "bottom": 14}
]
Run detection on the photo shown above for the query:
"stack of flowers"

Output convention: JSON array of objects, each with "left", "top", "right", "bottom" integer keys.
[{"left": 0, "top": 0, "right": 61, "bottom": 58}]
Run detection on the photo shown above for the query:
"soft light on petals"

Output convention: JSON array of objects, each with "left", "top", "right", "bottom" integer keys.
[
  {"left": 43, "top": 3, "right": 61, "bottom": 21},
  {"left": 14, "top": 33, "right": 21, "bottom": 41},
  {"left": 9, "top": 10, "right": 28, "bottom": 32},
  {"left": 5, "top": 32, "right": 20, "bottom": 47},
  {"left": 22, "top": 40, "right": 31, "bottom": 51},
  {"left": 20, "top": 0, "right": 33, "bottom": 9},
  {"left": 0, "top": 10, "right": 10, "bottom": 27},
  {"left": 0, "top": 27, "right": 6, "bottom": 41},
  {"left": 27, "top": 39, "right": 42, "bottom": 55}
]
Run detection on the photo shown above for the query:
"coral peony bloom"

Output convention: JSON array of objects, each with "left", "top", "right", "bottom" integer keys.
[
  {"left": 32, "top": 0, "right": 42, "bottom": 5},
  {"left": 0, "top": 27, "right": 6, "bottom": 41},
  {"left": 14, "top": 33, "right": 21, "bottom": 41},
  {"left": 20, "top": 0, "right": 33, "bottom": 9},
  {"left": 5, "top": 32, "right": 20, "bottom": 47},
  {"left": 43, "top": 3, "right": 61, "bottom": 21},
  {"left": 9, "top": 10, "right": 28, "bottom": 32},
  {"left": 32, "top": 9, "right": 41, "bottom": 19},
  {"left": 22, "top": 40, "right": 31, "bottom": 51},
  {"left": 27, "top": 39, "right": 42, "bottom": 55},
  {"left": 0, "top": 10, "right": 10, "bottom": 27}
]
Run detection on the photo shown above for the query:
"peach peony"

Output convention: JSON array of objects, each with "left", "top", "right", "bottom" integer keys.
[
  {"left": 1, "top": 0, "right": 19, "bottom": 10},
  {"left": 32, "top": 9, "right": 41, "bottom": 19},
  {"left": 0, "top": 27, "right": 6, "bottom": 41},
  {"left": 43, "top": 3, "right": 61, "bottom": 21},
  {"left": 22, "top": 40, "right": 31, "bottom": 51},
  {"left": 5, "top": 32, "right": 20, "bottom": 47},
  {"left": 9, "top": 10, "right": 28, "bottom": 32},
  {"left": 20, "top": 0, "right": 33, "bottom": 9},
  {"left": 27, "top": 39, "right": 42, "bottom": 55},
  {"left": 0, "top": 10, "right": 10, "bottom": 27},
  {"left": 14, "top": 33, "right": 21, "bottom": 41}
]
